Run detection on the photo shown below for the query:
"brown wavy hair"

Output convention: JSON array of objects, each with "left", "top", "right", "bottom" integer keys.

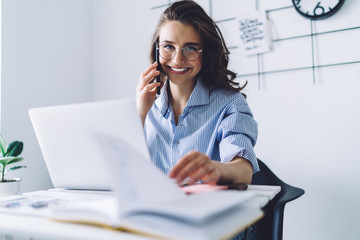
[{"left": 150, "top": 0, "right": 246, "bottom": 94}]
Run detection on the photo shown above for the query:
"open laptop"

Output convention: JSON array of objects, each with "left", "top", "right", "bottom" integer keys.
[{"left": 29, "top": 99, "right": 155, "bottom": 191}]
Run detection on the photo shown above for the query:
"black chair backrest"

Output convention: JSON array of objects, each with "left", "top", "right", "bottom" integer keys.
[{"left": 252, "top": 159, "right": 305, "bottom": 240}]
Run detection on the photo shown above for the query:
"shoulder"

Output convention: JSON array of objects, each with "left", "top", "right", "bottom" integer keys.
[{"left": 208, "top": 86, "right": 249, "bottom": 112}]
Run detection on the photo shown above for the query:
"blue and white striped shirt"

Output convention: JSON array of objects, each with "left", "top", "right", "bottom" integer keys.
[{"left": 144, "top": 78, "right": 259, "bottom": 175}]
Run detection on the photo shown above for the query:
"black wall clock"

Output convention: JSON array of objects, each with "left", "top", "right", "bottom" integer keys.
[{"left": 292, "top": 0, "right": 345, "bottom": 20}]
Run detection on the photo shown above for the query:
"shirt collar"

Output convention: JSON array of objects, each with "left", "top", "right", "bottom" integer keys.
[
  {"left": 154, "top": 78, "right": 210, "bottom": 116},
  {"left": 186, "top": 78, "right": 209, "bottom": 107}
]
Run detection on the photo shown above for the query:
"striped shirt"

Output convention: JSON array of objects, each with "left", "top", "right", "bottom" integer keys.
[{"left": 144, "top": 78, "right": 259, "bottom": 175}]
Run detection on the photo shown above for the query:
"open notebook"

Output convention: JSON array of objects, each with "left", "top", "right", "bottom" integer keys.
[{"left": 29, "top": 99, "right": 262, "bottom": 239}]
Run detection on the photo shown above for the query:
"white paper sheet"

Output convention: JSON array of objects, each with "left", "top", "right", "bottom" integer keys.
[{"left": 237, "top": 11, "right": 273, "bottom": 56}]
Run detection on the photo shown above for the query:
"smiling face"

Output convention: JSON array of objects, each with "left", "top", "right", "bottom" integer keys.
[{"left": 158, "top": 21, "right": 203, "bottom": 88}]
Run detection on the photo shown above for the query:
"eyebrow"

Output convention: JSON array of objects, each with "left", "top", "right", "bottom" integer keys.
[{"left": 161, "top": 40, "right": 201, "bottom": 47}]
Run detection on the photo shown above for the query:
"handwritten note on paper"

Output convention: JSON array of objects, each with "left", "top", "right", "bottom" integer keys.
[{"left": 237, "top": 11, "right": 272, "bottom": 56}]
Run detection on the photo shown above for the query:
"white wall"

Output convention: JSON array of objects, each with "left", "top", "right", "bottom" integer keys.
[
  {"left": 1, "top": 0, "right": 93, "bottom": 192},
  {"left": 92, "top": 1, "right": 360, "bottom": 240},
  {"left": 2, "top": 0, "right": 359, "bottom": 239},
  {"left": 237, "top": 1, "right": 360, "bottom": 240},
  {"left": 92, "top": 0, "right": 154, "bottom": 100}
]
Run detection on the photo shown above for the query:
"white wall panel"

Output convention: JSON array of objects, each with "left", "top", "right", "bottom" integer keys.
[
  {"left": 2, "top": 0, "right": 93, "bottom": 192},
  {"left": 315, "top": 30, "right": 360, "bottom": 65},
  {"left": 267, "top": 7, "right": 309, "bottom": 40},
  {"left": 229, "top": 48, "right": 258, "bottom": 76},
  {"left": 212, "top": 0, "right": 254, "bottom": 21},
  {"left": 261, "top": 0, "right": 291, "bottom": 11},
  {"left": 315, "top": 0, "right": 360, "bottom": 32},
  {"left": 262, "top": 38, "right": 313, "bottom": 72}
]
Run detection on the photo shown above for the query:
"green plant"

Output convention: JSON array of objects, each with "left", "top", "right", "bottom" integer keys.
[{"left": 0, "top": 135, "right": 26, "bottom": 182}]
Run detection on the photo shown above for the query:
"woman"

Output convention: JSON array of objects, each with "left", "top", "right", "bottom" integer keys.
[
  {"left": 137, "top": 0, "right": 259, "bottom": 186},
  {"left": 136, "top": 1, "right": 259, "bottom": 238}
]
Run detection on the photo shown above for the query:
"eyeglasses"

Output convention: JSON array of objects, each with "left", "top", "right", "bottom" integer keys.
[{"left": 158, "top": 44, "right": 203, "bottom": 61}]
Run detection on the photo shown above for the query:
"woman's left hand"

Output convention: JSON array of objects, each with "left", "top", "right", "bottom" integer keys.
[{"left": 169, "top": 151, "right": 221, "bottom": 185}]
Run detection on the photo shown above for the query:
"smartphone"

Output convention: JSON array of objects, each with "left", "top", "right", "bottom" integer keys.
[{"left": 155, "top": 42, "right": 161, "bottom": 95}]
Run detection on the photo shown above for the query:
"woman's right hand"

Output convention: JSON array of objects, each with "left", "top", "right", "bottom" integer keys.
[{"left": 136, "top": 62, "right": 161, "bottom": 125}]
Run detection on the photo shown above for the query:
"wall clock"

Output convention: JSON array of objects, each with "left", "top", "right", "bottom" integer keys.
[{"left": 292, "top": 0, "right": 345, "bottom": 20}]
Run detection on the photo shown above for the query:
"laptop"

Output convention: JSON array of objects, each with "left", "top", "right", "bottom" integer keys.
[{"left": 29, "top": 99, "right": 156, "bottom": 191}]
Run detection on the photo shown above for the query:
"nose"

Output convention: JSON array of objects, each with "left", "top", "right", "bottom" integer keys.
[{"left": 171, "top": 49, "right": 186, "bottom": 64}]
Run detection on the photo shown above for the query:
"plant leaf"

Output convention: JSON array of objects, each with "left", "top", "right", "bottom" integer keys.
[
  {"left": 5, "top": 166, "right": 27, "bottom": 174},
  {"left": 0, "top": 157, "right": 24, "bottom": 166},
  {"left": 6, "top": 141, "right": 23, "bottom": 157},
  {"left": 9, "top": 166, "right": 27, "bottom": 170},
  {"left": 0, "top": 157, "right": 14, "bottom": 166},
  {"left": 0, "top": 135, "right": 7, "bottom": 157}
]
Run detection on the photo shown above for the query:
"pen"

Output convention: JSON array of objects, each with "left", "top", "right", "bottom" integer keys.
[
  {"left": 4, "top": 202, "right": 21, "bottom": 208},
  {"left": 31, "top": 200, "right": 49, "bottom": 209},
  {"left": 0, "top": 196, "right": 28, "bottom": 208}
]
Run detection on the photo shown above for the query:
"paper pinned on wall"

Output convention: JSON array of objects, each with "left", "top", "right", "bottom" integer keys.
[{"left": 237, "top": 11, "right": 272, "bottom": 56}]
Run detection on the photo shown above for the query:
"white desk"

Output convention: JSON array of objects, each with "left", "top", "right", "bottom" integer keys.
[{"left": 0, "top": 185, "right": 280, "bottom": 240}]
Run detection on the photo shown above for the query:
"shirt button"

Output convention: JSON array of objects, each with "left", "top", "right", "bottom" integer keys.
[{"left": 175, "top": 140, "right": 179, "bottom": 145}]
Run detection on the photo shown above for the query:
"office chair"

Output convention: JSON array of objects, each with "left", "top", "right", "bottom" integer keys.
[{"left": 251, "top": 159, "right": 305, "bottom": 240}]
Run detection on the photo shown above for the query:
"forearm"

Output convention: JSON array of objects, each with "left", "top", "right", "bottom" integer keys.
[{"left": 214, "top": 157, "right": 253, "bottom": 185}]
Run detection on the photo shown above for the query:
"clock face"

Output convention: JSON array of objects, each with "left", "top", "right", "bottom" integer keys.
[{"left": 292, "top": 0, "right": 345, "bottom": 19}]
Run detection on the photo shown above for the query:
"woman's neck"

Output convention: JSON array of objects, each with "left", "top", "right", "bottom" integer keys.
[{"left": 168, "top": 78, "right": 197, "bottom": 124}]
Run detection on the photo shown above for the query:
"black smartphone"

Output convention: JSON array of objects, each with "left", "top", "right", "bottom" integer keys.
[{"left": 155, "top": 42, "right": 161, "bottom": 95}]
